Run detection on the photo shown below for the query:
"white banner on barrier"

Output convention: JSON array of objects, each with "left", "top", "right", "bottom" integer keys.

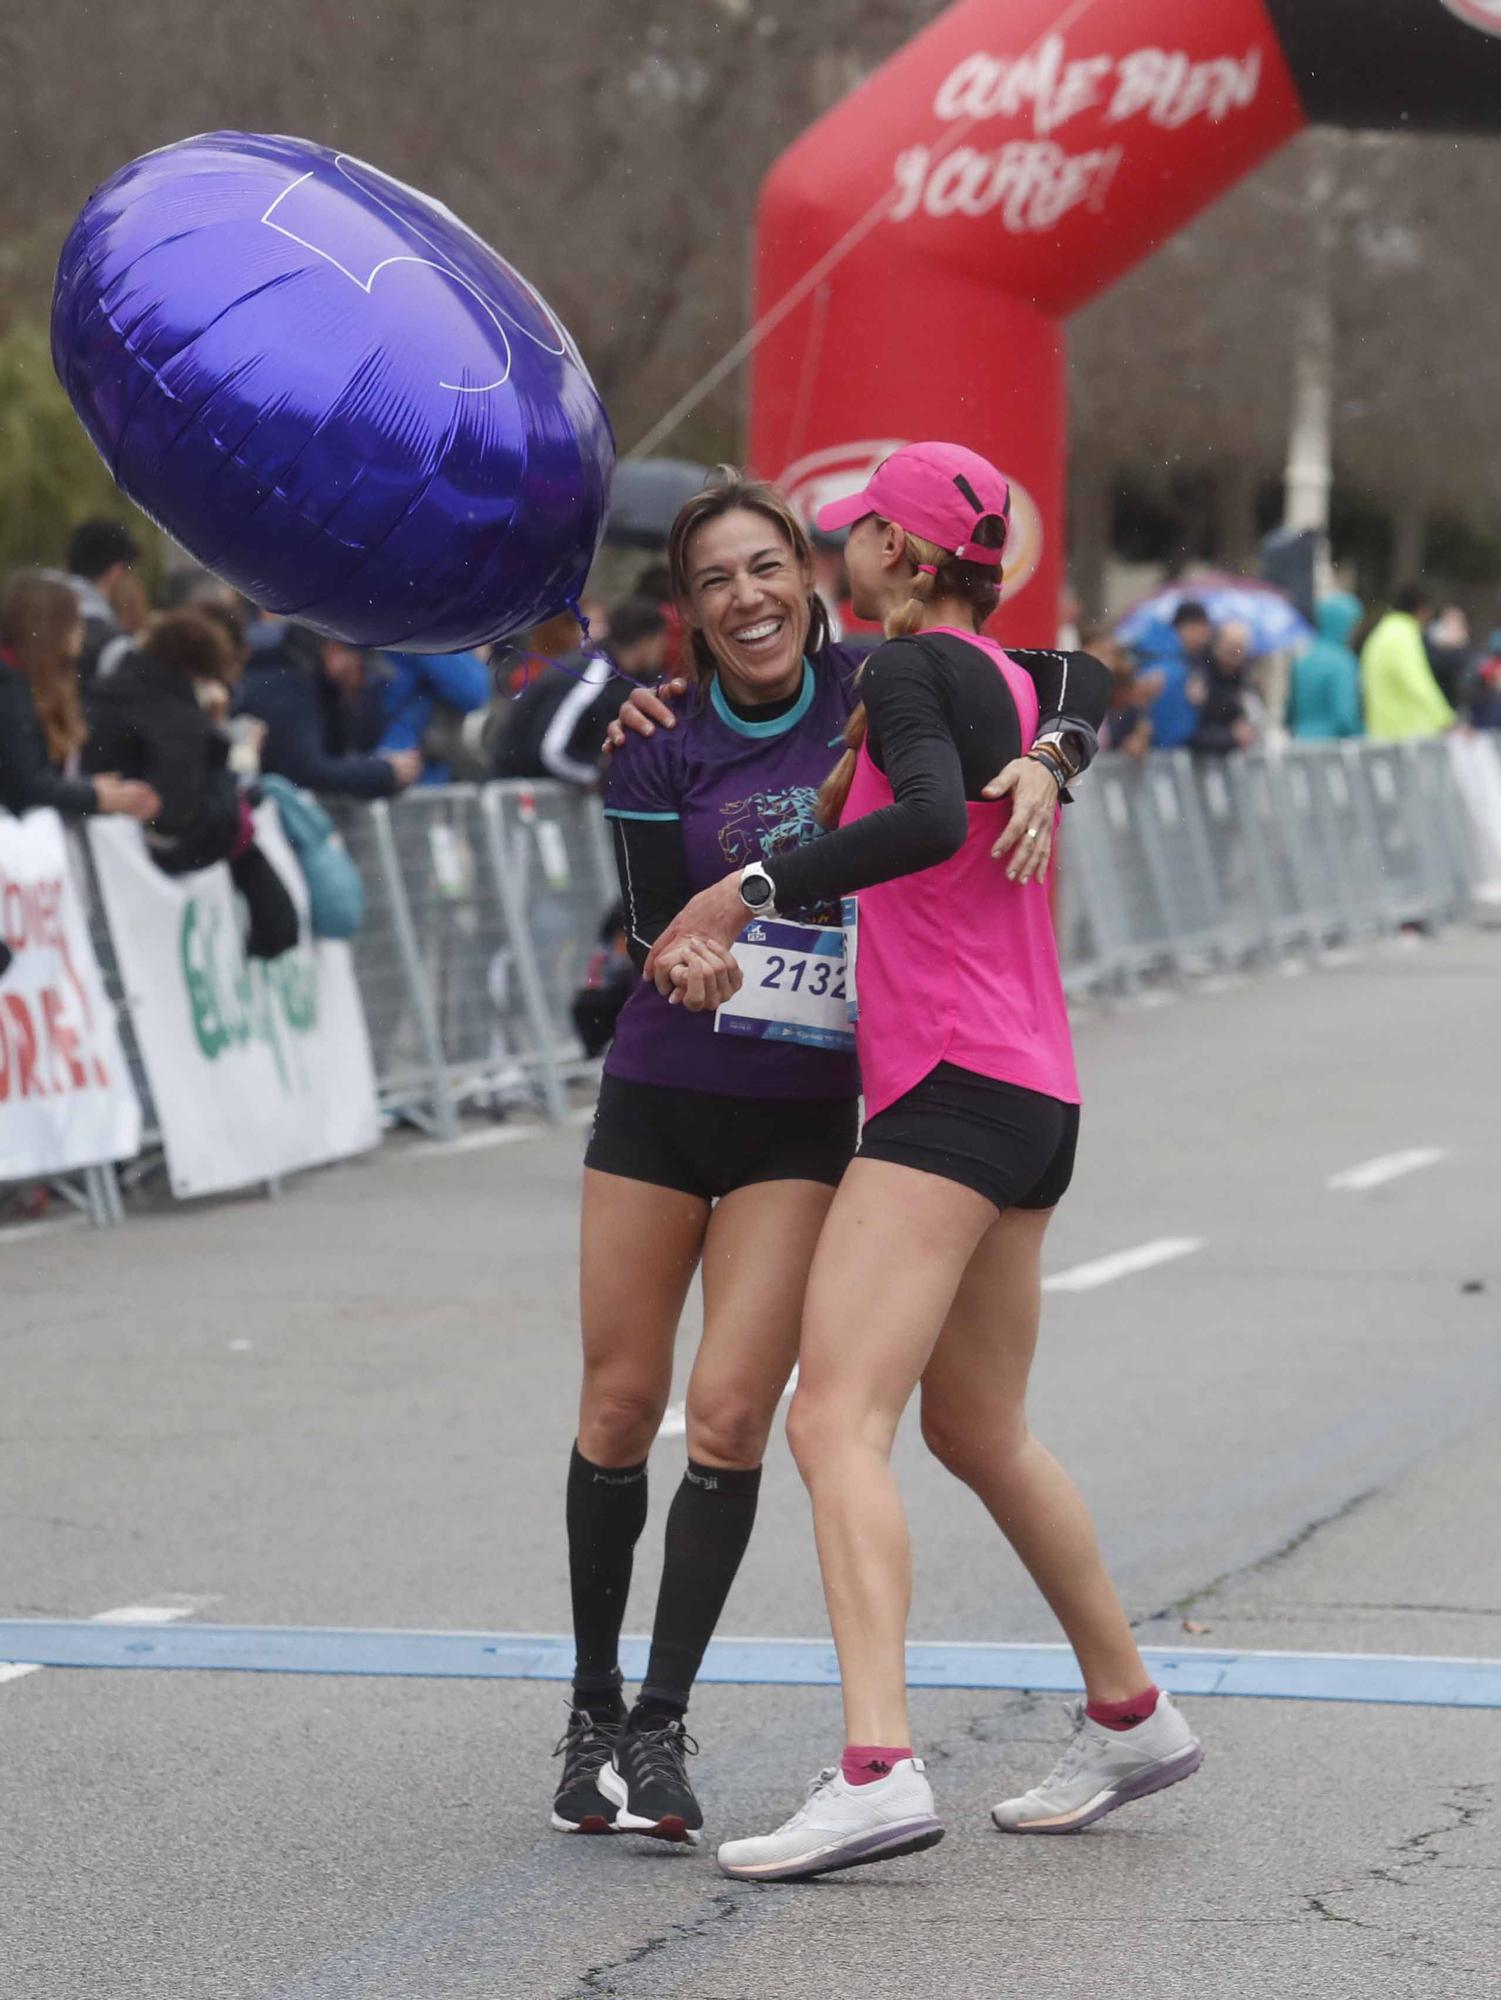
[
  {"left": 1448, "top": 732, "right": 1501, "bottom": 888},
  {"left": 0, "top": 809, "right": 142, "bottom": 1177},
  {"left": 88, "top": 807, "right": 380, "bottom": 1198}
]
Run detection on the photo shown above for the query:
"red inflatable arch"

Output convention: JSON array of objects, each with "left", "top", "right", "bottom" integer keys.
[{"left": 750, "top": 0, "right": 1501, "bottom": 641}]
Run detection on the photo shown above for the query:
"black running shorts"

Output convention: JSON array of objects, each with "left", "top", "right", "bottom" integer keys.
[
  {"left": 586, "top": 1073, "right": 860, "bottom": 1201},
  {"left": 857, "top": 1062, "right": 1079, "bottom": 1213}
]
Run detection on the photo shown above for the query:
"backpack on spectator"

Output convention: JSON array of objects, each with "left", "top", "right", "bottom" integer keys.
[{"left": 257, "top": 774, "right": 365, "bottom": 939}]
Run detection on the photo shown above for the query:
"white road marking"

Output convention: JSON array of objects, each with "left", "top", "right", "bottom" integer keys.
[
  {"left": 2, "top": 1596, "right": 216, "bottom": 1685},
  {"left": 660, "top": 1366, "right": 800, "bottom": 1442},
  {"left": 91, "top": 1599, "right": 218, "bottom": 1625},
  {"left": 1043, "top": 1237, "right": 1204, "bottom": 1293},
  {"left": 1328, "top": 1148, "right": 1447, "bottom": 1193}
]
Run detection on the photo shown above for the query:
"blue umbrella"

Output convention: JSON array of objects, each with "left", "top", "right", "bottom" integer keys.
[{"left": 1117, "top": 577, "right": 1314, "bottom": 656}]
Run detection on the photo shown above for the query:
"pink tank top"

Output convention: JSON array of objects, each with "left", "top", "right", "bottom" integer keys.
[{"left": 842, "top": 630, "right": 1080, "bottom": 1118}]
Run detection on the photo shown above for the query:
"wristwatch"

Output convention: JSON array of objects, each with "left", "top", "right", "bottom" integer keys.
[
  {"left": 1033, "top": 729, "right": 1082, "bottom": 778},
  {"left": 738, "top": 861, "right": 777, "bottom": 916}
]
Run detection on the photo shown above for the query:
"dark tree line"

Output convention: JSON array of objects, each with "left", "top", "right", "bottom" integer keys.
[{"left": 3, "top": 2, "right": 1498, "bottom": 604}]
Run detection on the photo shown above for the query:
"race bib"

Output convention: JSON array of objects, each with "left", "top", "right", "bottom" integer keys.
[
  {"left": 714, "top": 920, "right": 854, "bottom": 1053},
  {"left": 841, "top": 895, "right": 860, "bottom": 1025}
]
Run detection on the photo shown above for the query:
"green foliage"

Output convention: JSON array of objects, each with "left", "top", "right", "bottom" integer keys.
[{"left": 0, "top": 321, "right": 159, "bottom": 579}]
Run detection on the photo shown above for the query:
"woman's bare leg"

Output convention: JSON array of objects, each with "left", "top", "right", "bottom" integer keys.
[
  {"left": 685, "top": 1177, "right": 837, "bottom": 1468},
  {"left": 919, "top": 1205, "right": 1149, "bottom": 1704},
  {"left": 787, "top": 1160, "right": 998, "bottom": 1748},
  {"left": 577, "top": 1167, "right": 708, "bottom": 1466}
]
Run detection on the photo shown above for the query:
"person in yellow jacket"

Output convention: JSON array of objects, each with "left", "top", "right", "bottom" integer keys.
[{"left": 1361, "top": 586, "right": 1456, "bottom": 740}]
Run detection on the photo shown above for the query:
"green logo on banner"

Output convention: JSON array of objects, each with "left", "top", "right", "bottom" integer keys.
[{"left": 180, "top": 899, "right": 318, "bottom": 1089}]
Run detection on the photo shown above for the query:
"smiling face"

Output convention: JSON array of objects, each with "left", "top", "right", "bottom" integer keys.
[{"left": 681, "top": 506, "right": 812, "bottom": 705}]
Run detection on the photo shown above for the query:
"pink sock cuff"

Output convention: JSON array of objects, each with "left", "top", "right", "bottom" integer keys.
[
  {"left": 841, "top": 1744, "right": 911, "bottom": 1786},
  {"left": 1085, "top": 1686, "right": 1160, "bottom": 1731}
]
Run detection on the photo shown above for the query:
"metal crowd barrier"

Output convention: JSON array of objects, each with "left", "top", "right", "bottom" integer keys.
[
  {"left": 1058, "top": 739, "right": 1489, "bottom": 993},
  {"left": 9, "top": 737, "right": 1499, "bottom": 1228},
  {"left": 337, "top": 743, "right": 1496, "bottom": 1119},
  {"left": 327, "top": 781, "right": 617, "bottom": 1134}
]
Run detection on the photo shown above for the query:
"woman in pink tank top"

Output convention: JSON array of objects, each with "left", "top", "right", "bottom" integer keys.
[{"left": 649, "top": 443, "right": 1200, "bottom": 1880}]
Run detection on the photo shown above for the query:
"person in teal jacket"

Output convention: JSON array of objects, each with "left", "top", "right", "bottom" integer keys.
[{"left": 1289, "top": 592, "right": 1364, "bottom": 740}]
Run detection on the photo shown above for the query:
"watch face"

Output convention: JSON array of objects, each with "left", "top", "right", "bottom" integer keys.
[{"left": 743, "top": 876, "right": 772, "bottom": 907}]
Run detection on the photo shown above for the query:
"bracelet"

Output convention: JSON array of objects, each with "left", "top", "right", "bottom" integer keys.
[
  {"left": 1025, "top": 747, "right": 1069, "bottom": 797},
  {"left": 1033, "top": 731, "right": 1082, "bottom": 779}
]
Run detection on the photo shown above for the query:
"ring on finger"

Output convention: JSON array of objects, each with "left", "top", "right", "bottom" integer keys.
[{"left": 1024, "top": 826, "right": 1040, "bottom": 841}]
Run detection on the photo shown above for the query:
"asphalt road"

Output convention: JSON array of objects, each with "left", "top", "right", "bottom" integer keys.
[{"left": 3, "top": 928, "right": 1499, "bottom": 1999}]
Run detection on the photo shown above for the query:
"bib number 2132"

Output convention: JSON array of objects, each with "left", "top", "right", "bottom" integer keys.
[{"left": 713, "top": 920, "right": 854, "bottom": 1054}]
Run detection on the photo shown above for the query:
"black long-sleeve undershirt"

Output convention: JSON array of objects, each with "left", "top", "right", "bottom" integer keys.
[
  {"left": 766, "top": 636, "right": 1110, "bottom": 912},
  {"left": 611, "top": 815, "right": 691, "bottom": 972}
]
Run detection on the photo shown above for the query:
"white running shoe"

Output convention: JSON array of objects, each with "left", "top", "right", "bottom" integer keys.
[
  {"left": 718, "top": 1759, "right": 944, "bottom": 1882},
  {"left": 992, "top": 1695, "right": 1202, "bottom": 1834}
]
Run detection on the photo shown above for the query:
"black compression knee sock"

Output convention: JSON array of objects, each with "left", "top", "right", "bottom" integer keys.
[
  {"left": 567, "top": 1443, "right": 649, "bottom": 1716},
  {"left": 639, "top": 1459, "right": 762, "bottom": 1715}
]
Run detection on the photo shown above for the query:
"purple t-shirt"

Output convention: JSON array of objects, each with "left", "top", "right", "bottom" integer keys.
[{"left": 603, "top": 648, "right": 862, "bottom": 1100}]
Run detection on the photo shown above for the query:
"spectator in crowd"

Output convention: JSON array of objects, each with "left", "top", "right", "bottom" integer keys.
[
  {"left": 501, "top": 610, "right": 585, "bottom": 696},
  {"left": 1424, "top": 603, "right": 1474, "bottom": 711},
  {"left": 236, "top": 623, "right": 421, "bottom": 797},
  {"left": 187, "top": 601, "right": 267, "bottom": 779},
  {"left": 236, "top": 596, "right": 289, "bottom": 656},
  {"left": 83, "top": 609, "right": 299, "bottom": 958},
  {"left": 632, "top": 560, "right": 689, "bottom": 672},
  {"left": 1189, "top": 619, "right": 1258, "bottom": 756},
  {"left": 1288, "top": 592, "right": 1364, "bottom": 741},
  {"left": 65, "top": 518, "right": 148, "bottom": 683},
  {"left": 1093, "top": 631, "right": 1157, "bottom": 758},
  {"left": 1137, "top": 599, "right": 1212, "bottom": 749},
  {"left": 491, "top": 597, "right": 668, "bottom": 786},
  {"left": 0, "top": 569, "right": 159, "bottom": 824},
  {"left": 1361, "top": 586, "right": 1456, "bottom": 741},
  {"left": 156, "top": 566, "right": 231, "bottom": 615},
  {"left": 1469, "top": 629, "right": 1501, "bottom": 731},
  {"left": 84, "top": 611, "right": 242, "bottom": 870},
  {"left": 377, "top": 646, "right": 493, "bottom": 783},
  {"left": 570, "top": 902, "right": 636, "bottom": 1057}
]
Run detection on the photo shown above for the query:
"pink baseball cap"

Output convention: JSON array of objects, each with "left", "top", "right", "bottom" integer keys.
[{"left": 815, "top": 441, "right": 1011, "bottom": 566}]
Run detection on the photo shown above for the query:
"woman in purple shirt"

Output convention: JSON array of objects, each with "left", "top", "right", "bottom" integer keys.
[{"left": 554, "top": 469, "right": 1100, "bottom": 1849}]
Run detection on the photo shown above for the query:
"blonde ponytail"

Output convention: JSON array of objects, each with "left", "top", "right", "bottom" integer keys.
[{"left": 884, "top": 532, "right": 945, "bottom": 638}]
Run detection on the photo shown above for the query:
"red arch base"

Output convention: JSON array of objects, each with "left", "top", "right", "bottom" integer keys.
[{"left": 751, "top": 0, "right": 1314, "bottom": 640}]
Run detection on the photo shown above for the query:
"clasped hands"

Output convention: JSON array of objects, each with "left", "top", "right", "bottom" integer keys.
[{"left": 648, "top": 920, "right": 744, "bottom": 1011}]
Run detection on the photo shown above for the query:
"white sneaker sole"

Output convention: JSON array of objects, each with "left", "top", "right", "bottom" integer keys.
[
  {"left": 597, "top": 1757, "right": 703, "bottom": 1846},
  {"left": 993, "top": 1740, "right": 1203, "bottom": 1835},
  {"left": 718, "top": 1816, "right": 944, "bottom": 1882}
]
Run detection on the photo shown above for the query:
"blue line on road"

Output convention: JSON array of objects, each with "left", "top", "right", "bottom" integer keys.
[{"left": 3, "top": 1621, "right": 1499, "bottom": 1707}]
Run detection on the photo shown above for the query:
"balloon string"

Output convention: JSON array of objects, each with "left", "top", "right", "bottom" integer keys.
[
  {"left": 621, "top": 0, "right": 1104, "bottom": 465},
  {"left": 567, "top": 593, "right": 638, "bottom": 687},
  {"left": 491, "top": 598, "right": 635, "bottom": 691}
]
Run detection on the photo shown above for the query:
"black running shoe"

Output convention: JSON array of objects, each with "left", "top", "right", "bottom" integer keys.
[
  {"left": 551, "top": 1707, "right": 623, "bottom": 1834},
  {"left": 597, "top": 1718, "right": 702, "bottom": 1844}
]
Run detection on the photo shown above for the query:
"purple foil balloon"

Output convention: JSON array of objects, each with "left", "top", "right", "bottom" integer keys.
[{"left": 52, "top": 133, "right": 615, "bottom": 649}]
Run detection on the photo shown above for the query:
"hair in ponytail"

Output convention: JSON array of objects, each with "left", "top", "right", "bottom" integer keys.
[{"left": 816, "top": 511, "right": 1009, "bottom": 827}]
